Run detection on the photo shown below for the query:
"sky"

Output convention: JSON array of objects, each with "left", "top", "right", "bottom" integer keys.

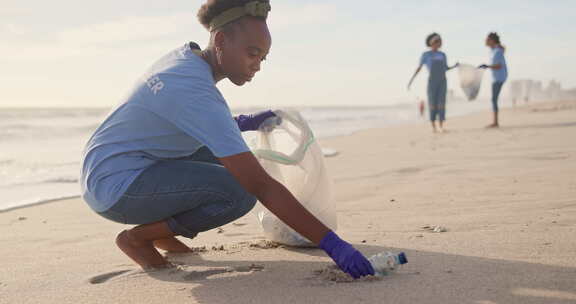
[{"left": 1, "top": 0, "right": 576, "bottom": 108}]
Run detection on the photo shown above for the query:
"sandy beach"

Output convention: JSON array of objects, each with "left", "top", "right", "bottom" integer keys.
[{"left": 2, "top": 100, "right": 575, "bottom": 304}]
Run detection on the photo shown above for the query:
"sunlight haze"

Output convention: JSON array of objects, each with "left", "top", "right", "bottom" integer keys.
[{"left": 1, "top": 0, "right": 575, "bottom": 108}]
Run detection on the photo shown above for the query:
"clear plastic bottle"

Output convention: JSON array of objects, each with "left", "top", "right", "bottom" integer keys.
[{"left": 368, "top": 252, "right": 408, "bottom": 276}]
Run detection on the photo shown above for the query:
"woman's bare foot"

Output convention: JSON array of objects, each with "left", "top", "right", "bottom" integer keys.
[
  {"left": 485, "top": 123, "right": 499, "bottom": 128},
  {"left": 153, "top": 237, "right": 192, "bottom": 253},
  {"left": 116, "top": 230, "right": 171, "bottom": 269}
]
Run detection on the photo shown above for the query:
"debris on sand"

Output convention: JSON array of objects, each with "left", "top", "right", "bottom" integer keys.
[
  {"left": 194, "top": 240, "right": 284, "bottom": 254},
  {"left": 190, "top": 246, "right": 208, "bottom": 254},
  {"left": 249, "top": 240, "right": 283, "bottom": 249},
  {"left": 211, "top": 245, "right": 225, "bottom": 251},
  {"left": 421, "top": 225, "right": 448, "bottom": 233},
  {"left": 432, "top": 226, "right": 447, "bottom": 233},
  {"left": 322, "top": 148, "right": 339, "bottom": 158},
  {"left": 170, "top": 240, "right": 285, "bottom": 259},
  {"left": 313, "top": 266, "right": 382, "bottom": 283}
]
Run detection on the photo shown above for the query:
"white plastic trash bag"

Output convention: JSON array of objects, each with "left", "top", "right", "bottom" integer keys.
[
  {"left": 250, "top": 110, "right": 337, "bottom": 247},
  {"left": 458, "top": 64, "right": 485, "bottom": 101}
]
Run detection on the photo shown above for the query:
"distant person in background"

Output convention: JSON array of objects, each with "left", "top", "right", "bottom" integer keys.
[
  {"left": 479, "top": 32, "right": 508, "bottom": 128},
  {"left": 408, "top": 33, "right": 459, "bottom": 133}
]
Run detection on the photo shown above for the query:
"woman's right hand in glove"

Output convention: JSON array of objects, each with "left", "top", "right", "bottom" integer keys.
[{"left": 319, "top": 231, "right": 375, "bottom": 279}]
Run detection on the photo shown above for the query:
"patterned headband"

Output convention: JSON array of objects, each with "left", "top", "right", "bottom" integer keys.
[{"left": 209, "top": 1, "right": 271, "bottom": 32}]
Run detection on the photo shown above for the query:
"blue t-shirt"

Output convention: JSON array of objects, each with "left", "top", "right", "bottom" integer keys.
[
  {"left": 420, "top": 50, "right": 448, "bottom": 81},
  {"left": 490, "top": 47, "right": 508, "bottom": 83},
  {"left": 81, "top": 43, "right": 250, "bottom": 213}
]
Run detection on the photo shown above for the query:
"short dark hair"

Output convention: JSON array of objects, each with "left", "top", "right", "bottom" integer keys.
[
  {"left": 487, "top": 32, "right": 501, "bottom": 44},
  {"left": 197, "top": 0, "right": 269, "bottom": 30},
  {"left": 426, "top": 33, "right": 441, "bottom": 47}
]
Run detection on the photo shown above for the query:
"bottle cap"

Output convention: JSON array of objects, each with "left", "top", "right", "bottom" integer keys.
[{"left": 398, "top": 252, "right": 408, "bottom": 265}]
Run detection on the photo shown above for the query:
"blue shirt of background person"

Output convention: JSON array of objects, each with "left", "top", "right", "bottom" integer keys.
[
  {"left": 407, "top": 33, "right": 458, "bottom": 133},
  {"left": 490, "top": 47, "right": 508, "bottom": 83},
  {"left": 420, "top": 51, "right": 447, "bottom": 74},
  {"left": 409, "top": 33, "right": 458, "bottom": 88},
  {"left": 420, "top": 50, "right": 449, "bottom": 82},
  {"left": 479, "top": 32, "right": 509, "bottom": 128}
]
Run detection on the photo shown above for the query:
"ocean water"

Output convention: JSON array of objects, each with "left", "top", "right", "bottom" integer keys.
[{"left": 0, "top": 101, "right": 489, "bottom": 212}]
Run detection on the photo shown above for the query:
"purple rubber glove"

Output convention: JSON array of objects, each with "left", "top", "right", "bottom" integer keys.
[
  {"left": 234, "top": 110, "right": 276, "bottom": 132},
  {"left": 320, "top": 231, "right": 375, "bottom": 279}
]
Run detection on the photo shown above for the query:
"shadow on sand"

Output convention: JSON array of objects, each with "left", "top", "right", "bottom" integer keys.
[{"left": 93, "top": 243, "right": 576, "bottom": 304}]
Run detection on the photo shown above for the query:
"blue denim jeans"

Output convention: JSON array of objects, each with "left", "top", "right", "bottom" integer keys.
[
  {"left": 97, "top": 147, "right": 257, "bottom": 238},
  {"left": 492, "top": 82, "right": 505, "bottom": 113}
]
